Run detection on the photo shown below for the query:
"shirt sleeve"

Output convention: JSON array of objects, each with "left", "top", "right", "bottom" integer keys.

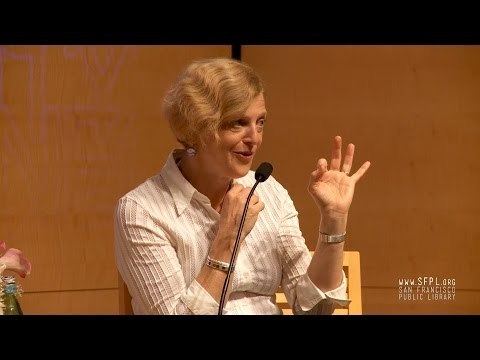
[
  {"left": 114, "top": 196, "right": 220, "bottom": 315},
  {"left": 275, "top": 189, "right": 351, "bottom": 315}
]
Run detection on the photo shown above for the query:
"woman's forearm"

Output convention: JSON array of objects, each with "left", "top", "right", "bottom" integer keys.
[
  {"left": 196, "top": 231, "right": 236, "bottom": 303},
  {"left": 196, "top": 264, "right": 230, "bottom": 303},
  {"left": 307, "top": 216, "right": 346, "bottom": 292}
]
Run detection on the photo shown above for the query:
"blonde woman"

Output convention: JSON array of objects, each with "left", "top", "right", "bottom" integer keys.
[{"left": 114, "top": 58, "right": 371, "bottom": 315}]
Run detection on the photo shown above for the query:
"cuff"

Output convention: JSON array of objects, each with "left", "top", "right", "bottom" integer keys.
[
  {"left": 296, "top": 270, "right": 351, "bottom": 312},
  {"left": 181, "top": 280, "right": 228, "bottom": 315}
]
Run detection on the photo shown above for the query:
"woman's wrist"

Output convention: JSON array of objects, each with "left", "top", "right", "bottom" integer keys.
[
  {"left": 209, "top": 238, "right": 233, "bottom": 263},
  {"left": 319, "top": 214, "right": 348, "bottom": 235},
  {"left": 208, "top": 248, "right": 232, "bottom": 263}
]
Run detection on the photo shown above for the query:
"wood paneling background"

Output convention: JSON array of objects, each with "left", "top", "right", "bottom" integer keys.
[
  {"left": 243, "top": 46, "right": 480, "bottom": 314},
  {"left": 0, "top": 45, "right": 230, "bottom": 314},
  {"left": 2, "top": 45, "right": 478, "bottom": 314}
]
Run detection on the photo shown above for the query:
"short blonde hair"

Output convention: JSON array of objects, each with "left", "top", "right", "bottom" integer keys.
[{"left": 163, "top": 58, "right": 264, "bottom": 149}]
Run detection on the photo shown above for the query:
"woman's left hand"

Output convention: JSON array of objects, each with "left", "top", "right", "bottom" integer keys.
[{"left": 308, "top": 136, "right": 371, "bottom": 220}]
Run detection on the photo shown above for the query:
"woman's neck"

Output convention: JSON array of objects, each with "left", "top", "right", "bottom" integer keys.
[{"left": 178, "top": 154, "right": 231, "bottom": 212}]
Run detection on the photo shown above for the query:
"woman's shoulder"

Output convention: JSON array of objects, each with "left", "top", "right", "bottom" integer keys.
[{"left": 117, "top": 174, "right": 170, "bottom": 210}]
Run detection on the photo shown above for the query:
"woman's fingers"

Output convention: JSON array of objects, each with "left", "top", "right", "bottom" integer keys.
[
  {"left": 250, "top": 199, "right": 265, "bottom": 213},
  {"left": 316, "top": 158, "right": 328, "bottom": 177},
  {"left": 341, "top": 143, "right": 355, "bottom": 175},
  {"left": 313, "top": 137, "right": 369, "bottom": 183},
  {"left": 351, "top": 161, "right": 371, "bottom": 183},
  {"left": 330, "top": 135, "right": 342, "bottom": 171}
]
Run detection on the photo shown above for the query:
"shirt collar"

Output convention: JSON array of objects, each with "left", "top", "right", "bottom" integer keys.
[
  {"left": 160, "top": 149, "right": 241, "bottom": 216},
  {"left": 160, "top": 149, "right": 198, "bottom": 216}
]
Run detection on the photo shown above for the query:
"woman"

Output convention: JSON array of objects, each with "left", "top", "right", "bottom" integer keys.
[{"left": 114, "top": 58, "right": 371, "bottom": 315}]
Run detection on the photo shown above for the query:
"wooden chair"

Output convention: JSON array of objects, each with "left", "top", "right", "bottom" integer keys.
[
  {"left": 118, "top": 250, "right": 362, "bottom": 315},
  {"left": 118, "top": 273, "right": 134, "bottom": 315}
]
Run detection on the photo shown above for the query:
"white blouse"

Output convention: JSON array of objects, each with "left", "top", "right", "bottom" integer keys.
[{"left": 114, "top": 150, "right": 349, "bottom": 315}]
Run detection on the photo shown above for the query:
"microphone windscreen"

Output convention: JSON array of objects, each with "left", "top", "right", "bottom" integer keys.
[{"left": 255, "top": 162, "right": 273, "bottom": 182}]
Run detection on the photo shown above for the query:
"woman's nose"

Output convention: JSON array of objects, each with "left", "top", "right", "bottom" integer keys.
[{"left": 243, "top": 124, "right": 261, "bottom": 145}]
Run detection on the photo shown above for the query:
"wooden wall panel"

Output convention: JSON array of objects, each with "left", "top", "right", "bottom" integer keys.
[
  {"left": 1, "top": 45, "right": 230, "bottom": 313},
  {"left": 244, "top": 46, "right": 480, "bottom": 313},
  {"left": 20, "top": 289, "right": 118, "bottom": 314}
]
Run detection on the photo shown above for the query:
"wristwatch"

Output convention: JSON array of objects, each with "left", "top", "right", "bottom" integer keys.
[
  {"left": 206, "top": 256, "right": 234, "bottom": 272},
  {"left": 320, "top": 231, "right": 346, "bottom": 244}
]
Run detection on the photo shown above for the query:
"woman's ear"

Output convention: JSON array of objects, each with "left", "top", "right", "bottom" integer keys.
[{"left": 198, "top": 131, "right": 219, "bottom": 150}]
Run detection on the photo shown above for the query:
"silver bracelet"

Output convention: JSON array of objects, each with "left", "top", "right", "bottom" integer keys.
[
  {"left": 319, "top": 231, "right": 346, "bottom": 244},
  {"left": 206, "top": 256, "right": 234, "bottom": 272}
]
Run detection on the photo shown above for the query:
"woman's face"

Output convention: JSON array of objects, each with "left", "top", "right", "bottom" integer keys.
[{"left": 199, "top": 93, "right": 267, "bottom": 179}]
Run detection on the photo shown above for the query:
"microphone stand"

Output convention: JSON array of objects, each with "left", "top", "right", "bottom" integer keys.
[{"left": 217, "top": 181, "right": 260, "bottom": 315}]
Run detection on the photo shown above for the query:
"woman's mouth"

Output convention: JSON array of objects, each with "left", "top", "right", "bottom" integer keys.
[{"left": 233, "top": 151, "right": 254, "bottom": 162}]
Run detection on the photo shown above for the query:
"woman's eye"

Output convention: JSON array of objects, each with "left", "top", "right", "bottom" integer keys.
[
  {"left": 228, "top": 118, "right": 266, "bottom": 131},
  {"left": 256, "top": 119, "right": 266, "bottom": 131},
  {"left": 231, "top": 120, "right": 245, "bottom": 129}
]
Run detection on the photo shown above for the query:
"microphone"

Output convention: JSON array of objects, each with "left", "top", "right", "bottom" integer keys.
[
  {"left": 255, "top": 162, "right": 273, "bottom": 182},
  {"left": 218, "top": 162, "right": 273, "bottom": 315}
]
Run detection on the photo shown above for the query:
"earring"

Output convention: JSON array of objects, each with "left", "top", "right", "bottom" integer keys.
[{"left": 186, "top": 147, "right": 197, "bottom": 156}]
